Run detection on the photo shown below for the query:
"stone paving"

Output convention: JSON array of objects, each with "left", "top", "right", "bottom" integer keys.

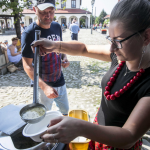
[{"left": 0, "top": 29, "right": 150, "bottom": 149}]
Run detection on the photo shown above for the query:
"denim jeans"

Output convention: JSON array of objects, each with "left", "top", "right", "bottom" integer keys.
[{"left": 39, "top": 84, "right": 69, "bottom": 115}]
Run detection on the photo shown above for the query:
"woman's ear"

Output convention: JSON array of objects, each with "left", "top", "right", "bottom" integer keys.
[{"left": 144, "top": 28, "right": 150, "bottom": 46}]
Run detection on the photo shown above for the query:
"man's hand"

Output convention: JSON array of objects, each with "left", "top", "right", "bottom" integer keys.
[
  {"left": 61, "top": 58, "right": 70, "bottom": 68},
  {"left": 43, "top": 85, "right": 58, "bottom": 99}
]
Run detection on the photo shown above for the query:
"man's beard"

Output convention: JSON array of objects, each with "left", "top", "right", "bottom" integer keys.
[{"left": 39, "top": 18, "right": 53, "bottom": 25}]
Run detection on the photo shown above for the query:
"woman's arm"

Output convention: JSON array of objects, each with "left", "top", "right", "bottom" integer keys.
[
  {"left": 41, "top": 97, "right": 150, "bottom": 149},
  {"left": 9, "top": 46, "right": 21, "bottom": 56},
  {"left": 32, "top": 39, "right": 111, "bottom": 62},
  {"left": 60, "top": 41, "right": 111, "bottom": 62}
]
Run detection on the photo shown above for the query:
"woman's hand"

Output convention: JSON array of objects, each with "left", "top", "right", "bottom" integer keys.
[
  {"left": 31, "top": 39, "right": 60, "bottom": 56},
  {"left": 41, "top": 116, "right": 83, "bottom": 144}
]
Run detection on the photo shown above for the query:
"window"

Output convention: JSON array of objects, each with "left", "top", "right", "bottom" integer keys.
[
  {"left": 29, "top": 18, "right": 33, "bottom": 24},
  {"left": 61, "top": 0, "right": 66, "bottom": 8},
  {"left": 71, "top": 0, "right": 76, "bottom": 8}
]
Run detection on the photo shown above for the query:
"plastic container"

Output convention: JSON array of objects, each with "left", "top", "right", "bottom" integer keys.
[
  {"left": 23, "top": 110, "right": 62, "bottom": 142},
  {"left": 69, "top": 110, "right": 91, "bottom": 150}
]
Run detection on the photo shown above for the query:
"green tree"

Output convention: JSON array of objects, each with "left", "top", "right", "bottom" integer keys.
[
  {"left": 95, "top": 17, "right": 99, "bottom": 24},
  {"left": 0, "top": 0, "right": 32, "bottom": 39},
  {"left": 90, "top": 15, "right": 95, "bottom": 25},
  {"left": 103, "top": 18, "right": 110, "bottom": 26},
  {"left": 80, "top": 18, "right": 85, "bottom": 27},
  {"left": 0, "top": 0, "right": 65, "bottom": 39},
  {"left": 96, "top": 9, "right": 107, "bottom": 25},
  {"left": 82, "top": 7, "right": 89, "bottom": 11}
]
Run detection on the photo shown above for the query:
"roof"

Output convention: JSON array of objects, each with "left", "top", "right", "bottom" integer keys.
[
  {"left": 22, "top": 9, "right": 91, "bottom": 14},
  {"left": 104, "top": 15, "right": 110, "bottom": 19}
]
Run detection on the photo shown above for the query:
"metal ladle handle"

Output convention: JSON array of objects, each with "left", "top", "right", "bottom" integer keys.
[{"left": 33, "top": 30, "right": 41, "bottom": 103}]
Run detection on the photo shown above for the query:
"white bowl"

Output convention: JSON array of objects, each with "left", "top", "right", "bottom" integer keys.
[{"left": 23, "top": 110, "right": 62, "bottom": 142}]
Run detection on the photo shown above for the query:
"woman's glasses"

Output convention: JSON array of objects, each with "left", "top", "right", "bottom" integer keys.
[{"left": 106, "top": 29, "right": 145, "bottom": 49}]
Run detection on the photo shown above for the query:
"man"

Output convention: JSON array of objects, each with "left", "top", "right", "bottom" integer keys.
[
  {"left": 21, "top": 0, "right": 70, "bottom": 115},
  {"left": 2, "top": 40, "right": 9, "bottom": 50},
  {"left": 20, "top": 22, "right": 26, "bottom": 34},
  {"left": 69, "top": 19, "right": 80, "bottom": 41}
]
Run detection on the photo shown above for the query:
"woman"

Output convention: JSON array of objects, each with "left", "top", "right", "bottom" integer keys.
[
  {"left": 7, "top": 37, "right": 22, "bottom": 65},
  {"left": 32, "top": 0, "right": 150, "bottom": 149}
]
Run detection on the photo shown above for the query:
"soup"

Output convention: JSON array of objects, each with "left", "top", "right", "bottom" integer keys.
[{"left": 22, "top": 107, "right": 45, "bottom": 120}]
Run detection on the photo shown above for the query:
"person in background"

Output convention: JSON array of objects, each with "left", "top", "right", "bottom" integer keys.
[
  {"left": 99, "top": 23, "right": 102, "bottom": 29},
  {"left": 55, "top": 20, "right": 58, "bottom": 23},
  {"left": 62, "top": 22, "right": 65, "bottom": 32},
  {"left": 4, "top": 40, "right": 8, "bottom": 47},
  {"left": 67, "top": 22, "right": 70, "bottom": 29},
  {"left": 7, "top": 37, "right": 22, "bottom": 65},
  {"left": 69, "top": 20, "right": 80, "bottom": 41},
  {"left": 0, "top": 40, "right": 8, "bottom": 51},
  {"left": 73, "top": 18, "right": 78, "bottom": 26},
  {"left": 3, "top": 40, "right": 9, "bottom": 49},
  {"left": 20, "top": 22, "right": 26, "bottom": 34},
  {"left": 95, "top": 24, "right": 97, "bottom": 31},
  {"left": 7, "top": 22, "right": 10, "bottom": 29}
]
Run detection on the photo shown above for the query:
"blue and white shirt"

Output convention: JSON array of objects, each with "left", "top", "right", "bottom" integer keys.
[{"left": 69, "top": 23, "right": 80, "bottom": 34}]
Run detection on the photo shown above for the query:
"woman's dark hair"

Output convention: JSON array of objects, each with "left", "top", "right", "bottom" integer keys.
[{"left": 110, "top": 0, "right": 150, "bottom": 32}]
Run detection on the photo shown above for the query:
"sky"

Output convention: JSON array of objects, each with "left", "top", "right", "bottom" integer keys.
[{"left": 81, "top": 0, "right": 118, "bottom": 16}]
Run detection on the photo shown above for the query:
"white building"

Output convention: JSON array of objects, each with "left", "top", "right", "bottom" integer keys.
[
  {"left": 0, "top": 6, "right": 13, "bottom": 29},
  {"left": 22, "top": 0, "right": 91, "bottom": 28}
]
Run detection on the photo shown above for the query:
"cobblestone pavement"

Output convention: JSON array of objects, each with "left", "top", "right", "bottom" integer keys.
[
  {"left": 0, "top": 29, "right": 109, "bottom": 122},
  {"left": 0, "top": 29, "right": 150, "bottom": 149}
]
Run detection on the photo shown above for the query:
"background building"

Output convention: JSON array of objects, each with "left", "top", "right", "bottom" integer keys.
[
  {"left": 0, "top": 6, "right": 13, "bottom": 29},
  {"left": 22, "top": 0, "right": 91, "bottom": 28}
]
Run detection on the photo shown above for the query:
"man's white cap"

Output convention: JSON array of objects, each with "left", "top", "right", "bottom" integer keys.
[{"left": 33, "top": 0, "right": 56, "bottom": 11}]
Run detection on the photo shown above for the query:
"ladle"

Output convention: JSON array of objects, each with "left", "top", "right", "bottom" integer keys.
[{"left": 20, "top": 30, "right": 46, "bottom": 124}]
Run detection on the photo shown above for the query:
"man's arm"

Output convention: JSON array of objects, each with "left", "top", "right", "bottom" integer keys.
[{"left": 22, "top": 57, "right": 58, "bottom": 99}]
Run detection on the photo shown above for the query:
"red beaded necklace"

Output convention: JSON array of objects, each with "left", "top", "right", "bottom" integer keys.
[{"left": 104, "top": 61, "right": 145, "bottom": 100}]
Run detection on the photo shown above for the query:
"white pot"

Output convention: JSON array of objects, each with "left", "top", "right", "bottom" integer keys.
[{"left": 23, "top": 110, "right": 62, "bottom": 142}]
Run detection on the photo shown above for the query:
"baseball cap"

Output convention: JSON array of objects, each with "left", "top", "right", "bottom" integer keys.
[
  {"left": 4, "top": 40, "right": 8, "bottom": 43},
  {"left": 20, "top": 21, "right": 24, "bottom": 24},
  {"left": 33, "top": 0, "right": 56, "bottom": 11}
]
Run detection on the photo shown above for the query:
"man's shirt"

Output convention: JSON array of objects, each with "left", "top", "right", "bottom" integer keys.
[{"left": 21, "top": 21, "right": 65, "bottom": 87}]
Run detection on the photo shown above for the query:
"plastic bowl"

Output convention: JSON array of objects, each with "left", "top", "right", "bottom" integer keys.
[{"left": 23, "top": 110, "right": 62, "bottom": 142}]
